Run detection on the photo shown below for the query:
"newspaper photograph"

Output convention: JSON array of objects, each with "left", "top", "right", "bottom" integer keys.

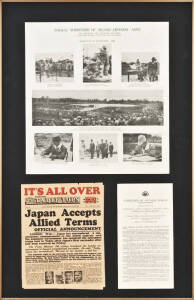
[
  {"left": 32, "top": 89, "right": 163, "bottom": 126},
  {"left": 123, "top": 133, "right": 162, "bottom": 162},
  {"left": 21, "top": 183, "right": 105, "bottom": 289},
  {"left": 121, "top": 52, "right": 160, "bottom": 83},
  {"left": 83, "top": 44, "right": 112, "bottom": 82},
  {"left": 26, "top": 22, "right": 169, "bottom": 174},
  {"left": 79, "top": 133, "right": 118, "bottom": 162},
  {"left": 117, "top": 183, "right": 174, "bottom": 289},
  {"left": 35, "top": 53, "right": 74, "bottom": 83},
  {"left": 34, "top": 133, "right": 73, "bottom": 163}
]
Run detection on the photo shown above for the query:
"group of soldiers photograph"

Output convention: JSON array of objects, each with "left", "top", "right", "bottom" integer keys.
[
  {"left": 89, "top": 139, "right": 114, "bottom": 159},
  {"left": 35, "top": 54, "right": 74, "bottom": 82},
  {"left": 80, "top": 138, "right": 115, "bottom": 161}
]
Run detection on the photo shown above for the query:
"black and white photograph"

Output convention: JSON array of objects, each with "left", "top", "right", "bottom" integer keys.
[
  {"left": 79, "top": 134, "right": 118, "bottom": 162},
  {"left": 45, "top": 271, "right": 54, "bottom": 284},
  {"left": 34, "top": 133, "right": 73, "bottom": 162},
  {"left": 123, "top": 133, "right": 162, "bottom": 162},
  {"left": 32, "top": 90, "right": 163, "bottom": 126},
  {"left": 26, "top": 22, "right": 169, "bottom": 174},
  {"left": 122, "top": 53, "right": 160, "bottom": 83},
  {"left": 55, "top": 273, "right": 64, "bottom": 284},
  {"left": 83, "top": 44, "right": 112, "bottom": 82},
  {"left": 74, "top": 271, "right": 83, "bottom": 283},
  {"left": 35, "top": 53, "right": 74, "bottom": 82},
  {"left": 64, "top": 271, "right": 74, "bottom": 284}
]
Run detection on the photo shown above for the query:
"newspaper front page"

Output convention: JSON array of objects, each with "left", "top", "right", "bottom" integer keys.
[
  {"left": 21, "top": 183, "right": 105, "bottom": 289},
  {"left": 25, "top": 22, "right": 169, "bottom": 174}
]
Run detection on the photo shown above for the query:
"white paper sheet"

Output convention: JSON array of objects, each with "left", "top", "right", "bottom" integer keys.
[
  {"left": 25, "top": 22, "right": 169, "bottom": 174},
  {"left": 117, "top": 183, "right": 174, "bottom": 289}
]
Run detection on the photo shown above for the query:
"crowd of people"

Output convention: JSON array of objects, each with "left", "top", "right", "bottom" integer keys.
[
  {"left": 33, "top": 110, "right": 163, "bottom": 126},
  {"left": 80, "top": 139, "right": 115, "bottom": 160}
]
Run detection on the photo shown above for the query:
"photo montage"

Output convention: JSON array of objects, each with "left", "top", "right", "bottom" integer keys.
[{"left": 26, "top": 22, "right": 169, "bottom": 174}]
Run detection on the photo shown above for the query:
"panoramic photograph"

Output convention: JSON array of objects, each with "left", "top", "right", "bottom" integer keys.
[{"left": 32, "top": 90, "right": 164, "bottom": 126}]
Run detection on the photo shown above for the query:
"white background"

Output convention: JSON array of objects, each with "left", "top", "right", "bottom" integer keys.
[{"left": 25, "top": 22, "right": 169, "bottom": 174}]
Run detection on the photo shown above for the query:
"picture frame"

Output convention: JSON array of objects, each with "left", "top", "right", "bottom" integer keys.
[{"left": 1, "top": 0, "right": 193, "bottom": 299}]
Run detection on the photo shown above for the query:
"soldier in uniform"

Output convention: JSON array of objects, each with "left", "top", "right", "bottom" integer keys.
[
  {"left": 105, "top": 140, "right": 109, "bottom": 158},
  {"left": 148, "top": 57, "right": 159, "bottom": 82},
  {"left": 89, "top": 139, "right": 95, "bottom": 159},
  {"left": 109, "top": 142, "right": 114, "bottom": 157},
  {"left": 100, "top": 139, "right": 106, "bottom": 159},
  {"left": 96, "top": 141, "right": 100, "bottom": 158}
]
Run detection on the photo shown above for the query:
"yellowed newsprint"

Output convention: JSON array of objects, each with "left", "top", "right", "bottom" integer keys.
[{"left": 21, "top": 182, "right": 105, "bottom": 289}]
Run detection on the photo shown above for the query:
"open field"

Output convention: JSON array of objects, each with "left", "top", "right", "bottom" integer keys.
[{"left": 33, "top": 99, "right": 163, "bottom": 126}]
